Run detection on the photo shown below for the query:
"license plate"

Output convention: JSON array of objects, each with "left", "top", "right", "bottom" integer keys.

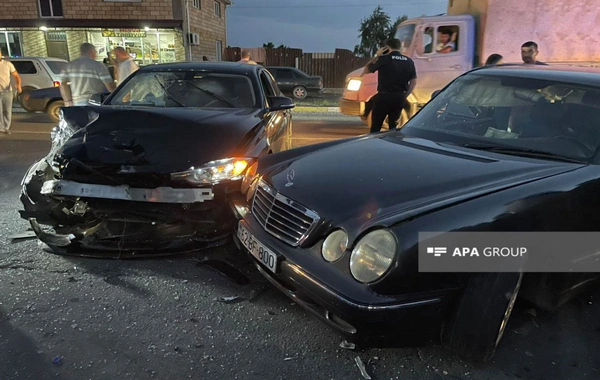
[{"left": 237, "top": 221, "right": 278, "bottom": 273}]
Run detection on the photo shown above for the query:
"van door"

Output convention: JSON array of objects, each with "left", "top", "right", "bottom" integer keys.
[{"left": 411, "top": 19, "right": 474, "bottom": 102}]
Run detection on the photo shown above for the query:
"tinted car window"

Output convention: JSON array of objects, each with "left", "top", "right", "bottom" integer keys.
[
  {"left": 46, "top": 61, "right": 67, "bottom": 75},
  {"left": 12, "top": 61, "right": 37, "bottom": 74},
  {"left": 109, "top": 71, "right": 257, "bottom": 108},
  {"left": 276, "top": 69, "right": 294, "bottom": 80}
]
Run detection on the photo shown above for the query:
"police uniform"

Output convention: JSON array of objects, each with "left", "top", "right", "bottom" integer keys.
[{"left": 367, "top": 51, "right": 416, "bottom": 133}]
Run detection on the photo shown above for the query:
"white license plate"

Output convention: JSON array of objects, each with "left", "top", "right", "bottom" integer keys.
[{"left": 237, "top": 221, "right": 278, "bottom": 273}]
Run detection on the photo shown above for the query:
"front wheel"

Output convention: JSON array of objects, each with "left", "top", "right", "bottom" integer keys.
[
  {"left": 292, "top": 86, "right": 307, "bottom": 100},
  {"left": 46, "top": 100, "right": 64, "bottom": 123},
  {"left": 441, "top": 272, "right": 523, "bottom": 363}
]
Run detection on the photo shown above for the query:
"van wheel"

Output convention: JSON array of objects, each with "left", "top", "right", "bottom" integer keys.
[
  {"left": 19, "top": 87, "right": 36, "bottom": 112},
  {"left": 441, "top": 272, "right": 523, "bottom": 363}
]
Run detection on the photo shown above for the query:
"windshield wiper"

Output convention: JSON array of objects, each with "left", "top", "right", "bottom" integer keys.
[
  {"left": 154, "top": 75, "right": 185, "bottom": 107},
  {"left": 444, "top": 142, "right": 587, "bottom": 163},
  {"left": 183, "top": 81, "right": 236, "bottom": 107}
]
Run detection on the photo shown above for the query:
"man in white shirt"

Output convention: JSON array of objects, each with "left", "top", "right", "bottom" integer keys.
[
  {"left": 0, "top": 52, "right": 22, "bottom": 134},
  {"left": 112, "top": 46, "right": 139, "bottom": 85}
]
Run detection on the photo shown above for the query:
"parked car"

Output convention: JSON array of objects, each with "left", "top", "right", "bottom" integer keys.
[
  {"left": 8, "top": 57, "right": 68, "bottom": 111},
  {"left": 234, "top": 64, "right": 600, "bottom": 363},
  {"left": 266, "top": 66, "right": 323, "bottom": 99},
  {"left": 22, "top": 86, "right": 64, "bottom": 122},
  {"left": 19, "top": 61, "right": 294, "bottom": 257}
]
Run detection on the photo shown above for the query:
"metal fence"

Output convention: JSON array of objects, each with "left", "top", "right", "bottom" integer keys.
[{"left": 223, "top": 47, "right": 371, "bottom": 88}]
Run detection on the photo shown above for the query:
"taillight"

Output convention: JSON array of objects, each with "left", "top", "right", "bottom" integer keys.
[{"left": 53, "top": 81, "right": 60, "bottom": 87}]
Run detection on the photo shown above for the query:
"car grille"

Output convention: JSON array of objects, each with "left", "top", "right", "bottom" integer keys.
[{"left": 252, "top": 180, "right": 319, "bottom": 246}]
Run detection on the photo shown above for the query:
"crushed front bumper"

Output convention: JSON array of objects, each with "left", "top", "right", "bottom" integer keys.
[{"left": 19, "top": 164, "right": 239, "bottom": 257}]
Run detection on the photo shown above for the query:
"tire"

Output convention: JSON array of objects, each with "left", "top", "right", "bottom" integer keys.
[
  {"left": 46, "top": 101, "right": 64, "bottom": 123},
  {"left": 19, "top": 87, "right": 36, "bottom": 112},
  {"left": 292, "top": 86, "right": 307, "bottom": 100},
  {"left": 441, "top": 272, "right": 523, "bottom": 363}
]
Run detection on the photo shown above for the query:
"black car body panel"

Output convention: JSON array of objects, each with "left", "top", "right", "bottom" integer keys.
[
  {"left": 23, "top": 86, "right": 61, "bottom": 112},
  {"left": 19, "top": 62, "right": 294, "bottom": 257},
  {"left": 235, "top": 65, "right": 600, "bottom": 359},
  {"left": 266, "top": 66, "right": 323, "bottom": 95}
]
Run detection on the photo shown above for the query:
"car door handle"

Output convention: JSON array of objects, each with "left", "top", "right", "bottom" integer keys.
[{"left": 451, "top": 64, "right": 463, "bottom": 69}]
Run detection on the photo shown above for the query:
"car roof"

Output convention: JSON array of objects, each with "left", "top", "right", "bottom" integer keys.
[
  {"left": 138, "top": 61, "right": 262, "bottom": 75},
  {"left": 468, "top": 64, "right": 600, "bottom": 87},
  {"left": 7, "top": 57, "right": 67, "bottom": 62}
]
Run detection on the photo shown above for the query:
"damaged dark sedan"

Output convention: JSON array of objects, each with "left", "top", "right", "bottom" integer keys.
[
  {"left": 19, "top": 62, "right": 294, "bottom": 257},
  {"left": 234, "top": 65, "right": 600, "bottom": 363}
]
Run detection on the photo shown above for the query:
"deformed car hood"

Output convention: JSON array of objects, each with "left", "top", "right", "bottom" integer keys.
[
  {"left": 261, "top": 134, "right": 584, "bottom": 227},
  {"left": 57, "top": 106, "right": 263, "bottom": 174}
]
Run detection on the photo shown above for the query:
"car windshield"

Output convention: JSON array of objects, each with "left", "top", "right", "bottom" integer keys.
[
  {"left": 401, "top": 73, "right": 600, "bottom": 162},
  {"left": 394, "top": 24, "right": 416, "bottom": 54},
  {"left": 108, "top": 71, "right": 257, "bottom": 108},
  {"left": 46, "top": 61, "right": 67, "bottom": 75}
]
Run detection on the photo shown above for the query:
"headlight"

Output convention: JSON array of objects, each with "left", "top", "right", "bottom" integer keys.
[
  {"left": 241, "top": 161, "right": 258, "bottom": 194},
  {"left": 346, "top": 79, "right": 361, "bottom": 91},
  {"left": 349, "top": 229, "right": 396, "bottom": 283},
  {"left": 171, "top": 158, "right": 252, "bottom": 185},
  {"left": 322, "top": 229, "right": 348, "bottom": 262}
]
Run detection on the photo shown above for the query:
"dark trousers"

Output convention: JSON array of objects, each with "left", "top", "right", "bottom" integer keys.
[{"left": 370, "top": 91, "right": 407, "bottom": 133}]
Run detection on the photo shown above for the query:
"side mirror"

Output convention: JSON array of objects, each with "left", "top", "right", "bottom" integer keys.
[
  {"left": 88, "top": 92, "right": 107, "bottom": 106},
  {"left": 267, "top": 96, "right": 295, "bottom": 112},
  {"left": 431, "top": 89, "right": 441, "bottom": 99}
]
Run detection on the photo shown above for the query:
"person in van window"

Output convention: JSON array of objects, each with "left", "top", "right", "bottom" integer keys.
[
  {"left": 437, "top": 29, "right": 456, "bottom": 53},
  {"left": 0, "top": 51, "right": 21, "bottom": 134}
]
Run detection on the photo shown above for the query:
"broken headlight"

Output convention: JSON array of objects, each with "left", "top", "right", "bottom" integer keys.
[
  {"left": 51, "top": 113, "right": 76, "bottom": 150},
  {"left": 171, "top": 158, "right": 253, "bottom": 185}
]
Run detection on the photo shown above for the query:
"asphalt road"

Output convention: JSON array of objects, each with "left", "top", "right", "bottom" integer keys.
[{"left": 0, "top": 112, "right": 599, "bottom": 380}]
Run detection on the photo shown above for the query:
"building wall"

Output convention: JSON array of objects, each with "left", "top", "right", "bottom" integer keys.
[
  {"left": 21, "top": 30, "right": 48, "bottom": 56},
  {"left": 0, "top": 0, "right": 176, "bottom": 20},
  {"left": 66, "top": 31, "right": 87, "bottom": 60},
  {"left": 187, "top": 0, "right": 227, "bottom": 61}
]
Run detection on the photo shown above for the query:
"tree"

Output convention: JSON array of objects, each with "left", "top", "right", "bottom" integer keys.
[
  {"left": 353, "top": 6, "right": 391, "bottom": 58},
  {"left": 263, "top": 42, "right": 275, "bottom": 48},
  {"left": 388, "top": 15, "right": 408, "bottom": 39}
]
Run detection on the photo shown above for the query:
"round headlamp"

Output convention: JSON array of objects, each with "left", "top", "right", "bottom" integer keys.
[
  {"left": 349, "top": 229, "right": 396, "bottom": 283},
  {"left": 322, "top": 229, "right": 348, "bottom": 262}
]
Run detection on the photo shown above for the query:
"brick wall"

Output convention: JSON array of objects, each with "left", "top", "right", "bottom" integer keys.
[
  {"left": 188, "top": 0, "right": 227, "bottom": 61},
  {"left": 0, "top": 0, "right": 176, "bottom": 20},
  {"left": 67, "top": 31, "right": 87, "bottom": 60},
  {"left": 0, "top": 0, "right": 39, "bottom": 19},
  {"left": 21, "top": 31, "right": 48, "bottom": 56}
]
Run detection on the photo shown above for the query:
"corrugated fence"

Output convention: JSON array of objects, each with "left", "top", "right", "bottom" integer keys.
[{"left": 223, "top": 47, "right": 371, "bottom": 88}]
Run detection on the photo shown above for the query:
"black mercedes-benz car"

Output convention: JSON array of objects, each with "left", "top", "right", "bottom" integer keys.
[
  {"left": 233, "top": 65, "right": 600, "bottom": 362},
  {"left": 19, "top": 61, "right": 294, "bottom": 257}
]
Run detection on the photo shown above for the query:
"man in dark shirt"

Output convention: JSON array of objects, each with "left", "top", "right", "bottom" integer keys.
[
  {"left": 362, "top": 38, "right": 417, "bottom": 133},
  {"left": 521, "top": 41, "right": 548, "bottom": 65}
]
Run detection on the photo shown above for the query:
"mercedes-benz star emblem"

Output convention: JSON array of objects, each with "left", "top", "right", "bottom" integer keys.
[{"left": 285, "top": 169, "right": 295, "bottom": 187}]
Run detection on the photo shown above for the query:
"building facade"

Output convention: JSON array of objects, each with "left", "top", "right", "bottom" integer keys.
[{"left": 0, "top": 0, "right": 229, "bottom": 64}]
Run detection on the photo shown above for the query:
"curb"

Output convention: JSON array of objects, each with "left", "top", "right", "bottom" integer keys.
[{"left": 293, "top": 106, "right": 340, "bottom": 113}]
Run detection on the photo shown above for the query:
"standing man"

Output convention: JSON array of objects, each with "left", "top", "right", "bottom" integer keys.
[
  {"left": 112, "top": 46, "right": 139, "bottom": 85},
  {"left": 238, "top": 51, "right": 257, "bottom": 64},
  {"left": 0, "top": 52, "right": 21, "bottom": 134},
  {"left": 521, "top": 41, "right": 548, "bottom": 65},
  {"left": 60, "top": 43, "right": 115, "bottom": 107},
  {"left": 362, "top": 38, "right": 417, "bottom": 133}
]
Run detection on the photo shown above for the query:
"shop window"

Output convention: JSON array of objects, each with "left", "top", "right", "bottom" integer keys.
[
  {"left": 39, "top": 0, "right": 64, "bottom": 18},
  {"left": 0, "top": 32, "right": 23, "bottom": 58},
  {"left": 192, "top": 0, "right": 200, "bottom": 8},
  {"left": 214, "top": 1, "right": 221, "bottom": 17}
]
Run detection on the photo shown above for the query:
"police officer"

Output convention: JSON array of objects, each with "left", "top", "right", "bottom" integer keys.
[{"left": 362, "top": 38, "right": 417, "bottom": 133}]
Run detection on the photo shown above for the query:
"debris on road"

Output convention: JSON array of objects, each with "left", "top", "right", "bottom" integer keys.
[
  {"left": 215, "top": 296, "right": 243, "bottom": 304},
  {"left": 339, "top": 340, "right": 355, "bottom": 350},
  {"left": 52, "top": 356, "right": 62, "bottom": 365},
  {"left": 354, "top": 356, "right": 372, "bottom": 379},
  {"left": 9, "top": 230, "right": 37, "bottom": 243}
]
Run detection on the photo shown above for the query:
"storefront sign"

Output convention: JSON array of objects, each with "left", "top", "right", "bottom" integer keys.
[{"left": 101, "top": 29, "right": 147, "bottom": 38}]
